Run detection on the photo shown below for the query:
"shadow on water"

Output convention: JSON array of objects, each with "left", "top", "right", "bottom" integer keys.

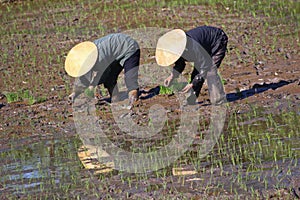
[
  {"left": 226, "top": 80, "right": 293, "bottom": 102},
  {"left": 94, "top": 86, "right": 161, "bottom": 104},
  {"left": 125, "top": 80, "right": 294, "bottom": 105},
  {"left": 139, "top": 86, "right": 161, "bottom": 100},
  {"left": 86, "top": 79, "right": 292, "bottom": 105}
]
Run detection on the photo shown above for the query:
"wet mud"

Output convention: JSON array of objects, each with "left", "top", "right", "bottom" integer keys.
[{"left": 0, "top": 0, "right": 299, "bottom": 199}]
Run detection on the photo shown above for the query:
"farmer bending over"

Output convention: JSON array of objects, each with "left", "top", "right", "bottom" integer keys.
[
  {"left": 156, "top": 26, "right": 228, "bottom": 105},
  {"left": 65, "top": 33, "right": 140, "bottom": 107}
]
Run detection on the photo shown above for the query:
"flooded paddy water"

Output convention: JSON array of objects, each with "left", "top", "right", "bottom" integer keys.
[
  {"left": 0, "top": 137, "right": 82, "bottom": 197},
  {"left": 0, "top": 96, "right": 299, "bottom": 199},
  {"left": 0, "top": 0, "right": 299, "bottom": 199}
]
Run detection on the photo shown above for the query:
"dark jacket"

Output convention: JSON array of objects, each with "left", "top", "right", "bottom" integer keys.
[{"left": 173, "top": 26, "right": 226, "bottom": 78}]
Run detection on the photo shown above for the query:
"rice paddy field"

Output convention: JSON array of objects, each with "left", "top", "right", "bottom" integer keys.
[{"left": 0, "top": 0, "right": 299, "bottom": 199}]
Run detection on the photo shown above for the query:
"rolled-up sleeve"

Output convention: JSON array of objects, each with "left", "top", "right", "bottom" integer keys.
[{"left": 173, "top": 57, "right": 186, "bottom": 78}]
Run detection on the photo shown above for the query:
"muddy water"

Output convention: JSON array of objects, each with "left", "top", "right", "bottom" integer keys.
[
  {"left": 205, "top": 109, "right": 300, "bottom": 197},
  {"left": 1, "top": 103, "right": 299, "bottom": 199},
  {"left": 0, "top": 0, "right": 299, "bottom": 198},
  {"left": 0, "top": 137, "right": 85, "bottom": 198}
]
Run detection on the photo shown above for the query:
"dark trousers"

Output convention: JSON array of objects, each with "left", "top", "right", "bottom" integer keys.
[
  {"left": 191, "top": 31, "right": 228, "bottom": 104},
  {"left": 101, "top": 49, "right": 140, "bottom": 96}
]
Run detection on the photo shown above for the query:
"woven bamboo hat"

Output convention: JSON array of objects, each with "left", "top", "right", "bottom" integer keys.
[
  {"left": 155, "top": 29, "right": 186, "bottom": 66},
  {"left": 65, "top": 41, "right": 98, "bottom": 77}
]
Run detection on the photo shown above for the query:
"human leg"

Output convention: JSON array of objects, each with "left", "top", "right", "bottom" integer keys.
[
  {"left": 102, "top": 61, "right": 123, "bottom": 102},
  {"left": 207, "top": 32, "right": 228, "bottom": 105},
  {"left": 123, "top": 49, "right": 140, "bottom": 103}
]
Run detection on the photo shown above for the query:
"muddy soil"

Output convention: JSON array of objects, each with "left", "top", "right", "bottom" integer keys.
[{"left": 0, "top": 0, "right": 299, "bottom": 199}]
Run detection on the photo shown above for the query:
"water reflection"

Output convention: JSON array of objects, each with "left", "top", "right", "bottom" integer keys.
[{"left": 0, "top": 137, "right": 82, "bottom": 195}]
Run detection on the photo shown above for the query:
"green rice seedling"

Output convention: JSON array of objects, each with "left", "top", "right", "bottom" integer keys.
[
  {"left": 159, "top": 80, "right": 187, "bottom": 95},
  {"left": 4, "top": 91, "right": 19, "bottom": 103},
  {"left": 84, "top": 87, "right": 94, "bottom": 98}
]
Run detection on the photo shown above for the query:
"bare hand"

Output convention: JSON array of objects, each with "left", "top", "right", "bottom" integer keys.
[
  {"left": 68, "top": 92, "right": 76, "bottom": 104},
  {"left": 181, "top": 83, "right": 193, "bottom": 93},
  {"left": 164, "top": 75, "right": 174, "bottom": 87}
]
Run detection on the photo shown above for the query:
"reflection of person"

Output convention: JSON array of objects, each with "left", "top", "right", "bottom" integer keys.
[
  {"left": 65, "top": 33, "right": 140, "bottom": 106},
  {"left": 156, "top": 26, "right": 228, "bottom": 105}
]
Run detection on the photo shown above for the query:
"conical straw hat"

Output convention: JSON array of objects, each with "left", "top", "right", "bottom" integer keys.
[
  {"left": 155, "top": 29, "right": 186, "bottom": 66},
  {"left": 65, "top": 41, "right": 98, "bottom": 77}
]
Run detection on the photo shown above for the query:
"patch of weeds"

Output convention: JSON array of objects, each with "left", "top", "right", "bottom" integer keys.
[
  {"left": 35, "top": 96, "right": 47, "bottom": 104},
  {"left": 4, "top": 90, "right": 46, "bottom": 105},
  {"left": 5, "top": 92, "right": 19, "bottom": 103}
]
